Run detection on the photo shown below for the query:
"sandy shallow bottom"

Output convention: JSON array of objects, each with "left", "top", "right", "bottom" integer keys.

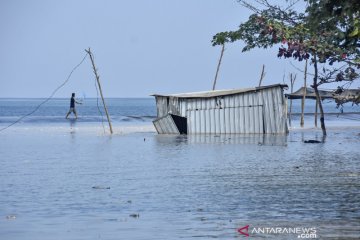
[{"left": 0, "top": 122, "right": 359, "bottom": 239}]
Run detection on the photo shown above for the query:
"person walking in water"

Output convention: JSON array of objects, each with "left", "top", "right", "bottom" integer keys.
[{"left": 66, "top": 93, "right": 82, "bottom": 119}]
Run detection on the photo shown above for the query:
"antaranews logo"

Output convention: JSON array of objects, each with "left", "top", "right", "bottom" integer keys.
[
  {"left": 237, "top": 225, "right": 249, "bottom": 237},
  {"left": 237, "top": 225, "right": 317, "bottom": 238}
]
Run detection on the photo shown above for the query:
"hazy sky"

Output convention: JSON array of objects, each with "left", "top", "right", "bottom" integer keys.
[{"left": 1, "top": 0, "right": 357, "bottom": 98}]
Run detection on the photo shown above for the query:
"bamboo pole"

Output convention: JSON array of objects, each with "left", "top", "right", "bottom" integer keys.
[
  {"left": 314, "top": 98, "right": 318, "bottom": 128},
  {"left": 300, "top": 59, "right": 307, "bottom": 127},
  {"left": 85, "top": 48, "right": 113, "bottom": 134},
  {"left": 258, "top": 64, "right": 265, "bottom": 87},
  {"left": 288, "top": 73, "right": 296, "bottom": 127},
  {"left": 212, "top": 43, "right": 225, "bottom": 90}
]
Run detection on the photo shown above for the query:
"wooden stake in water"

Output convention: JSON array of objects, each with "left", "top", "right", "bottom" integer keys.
[
  {"left": 314, "top": 98, "right": 318, "bottom": 128},
  {"left": 288, "top": 73, "right": 296, "bottom": 127},
  {"left": 85, "top": 48, "right": 113, "bottom": 134},
  {"left": 300, "top": 59, "right": 307, "bottom": 128}
]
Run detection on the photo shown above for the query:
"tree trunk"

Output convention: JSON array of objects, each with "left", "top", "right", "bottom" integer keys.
[{"left": 312, "top": 54, "right": 326, "bottom": 136}]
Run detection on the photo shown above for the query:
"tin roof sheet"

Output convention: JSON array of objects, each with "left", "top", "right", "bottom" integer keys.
[{"left": 151, "top": 84, "right": 288, "bottom": 98}]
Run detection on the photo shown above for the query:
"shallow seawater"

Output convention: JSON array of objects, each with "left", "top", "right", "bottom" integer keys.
[{"left": 0, "top": 123, "right": 359, "bottom": 239}]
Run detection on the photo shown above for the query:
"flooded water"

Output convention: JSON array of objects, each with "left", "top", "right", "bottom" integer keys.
[
  {"left": 0, "top": 126, "right": 359, "bottom": 239},
  {"left": 0, "top": 99, "right": 359, "bottom": 239}
]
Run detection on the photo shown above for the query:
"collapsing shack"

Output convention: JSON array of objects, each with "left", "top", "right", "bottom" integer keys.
[{"left": 151, "top": 84, "right": 288, "bottom": 134}]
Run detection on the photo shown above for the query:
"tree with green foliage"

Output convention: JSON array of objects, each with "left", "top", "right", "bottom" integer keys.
[{"left": 212, "top": 0, "right": 360, "bottom": 136}]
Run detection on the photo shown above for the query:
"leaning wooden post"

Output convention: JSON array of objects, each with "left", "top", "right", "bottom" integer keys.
[
  {"left": 212, "top": 43, "right": 225, "bottom": 90},
  {"left": 288, "top": 73, "right": 296, "bottom": 127},
  {"left": 258, "top": 64, "right": 265, "bottom": 87},
  {"left": 314, "top": 98, "right": 318, "bottom": 128},
  {"left": 85, "top": 48, "right": 113, "bottom": 134},
  {"left": 300, "top": 59, "right": 307, "bottom": 127}
]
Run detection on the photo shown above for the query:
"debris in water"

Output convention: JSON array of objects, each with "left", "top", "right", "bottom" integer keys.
[
  {"left": 105, "top": 218, "right": 118, "bottom": 222},
  {"left": 338, "top": 172, "right": 360, "bottom": 177},
  {"left": 304, "top": 140, "right": 321, "bottom": 143},
  {"left": 92, "top": 186, "right": 110, "bottom": 190},
  {"left": 6, "top": 215, "right": 16, "bottom": 220}
]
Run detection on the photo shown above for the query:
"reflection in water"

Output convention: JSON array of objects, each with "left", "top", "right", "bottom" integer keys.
[
  {"left": 155, "top": 134, "right": 188, "bottom": 145},
  {"left": 1, "top": 129, "right": 359, "bottom": 239},
  {"left": 155, "top": 134, "right": 288, "bottom": 146},
  {"left": 187, "top": 134, "right": 288, "bottom": 146},
  {"left": 69, "top": 118, "right": 77, "bottom": 134},
  {"left": 300, "top": 131, "right": 327, "bottom": 143}
]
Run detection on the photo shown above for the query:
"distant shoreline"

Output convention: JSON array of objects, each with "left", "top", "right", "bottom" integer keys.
[{"left": 0, "top": 97, "right": 154, "bottom": 99}]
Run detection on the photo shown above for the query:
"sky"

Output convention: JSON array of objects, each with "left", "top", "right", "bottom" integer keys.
[{"left": 1, "top": 0, "right": 357, "bottom": 98}]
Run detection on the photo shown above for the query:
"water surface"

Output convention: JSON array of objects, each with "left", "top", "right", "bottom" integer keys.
[{"left": 0, "top": 99, "right": 359, "bottom": 239}]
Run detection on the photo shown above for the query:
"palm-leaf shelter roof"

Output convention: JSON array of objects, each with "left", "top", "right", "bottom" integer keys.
[{"left": 286, "top": 87, "right": 360, "bottom": 105}]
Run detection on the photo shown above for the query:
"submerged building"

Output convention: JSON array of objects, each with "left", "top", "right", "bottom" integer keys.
[{"left": 152, "top": 84, "right": 288, "bottom": 135}]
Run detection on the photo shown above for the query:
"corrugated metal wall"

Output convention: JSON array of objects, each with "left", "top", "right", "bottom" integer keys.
[
  {"left": 154, "top": 86, "right": 288, "bottom": 134},
  {"left": 261, "top": 87, "right": 288, "bottom": 134},
  {"left": 185, "top": 91, "right": 264, "bottom": 134},
  {"left": 156, "top": 96, "right": 181, "bottom": 117},
  {"left": 156, "top": 97, "right": 168, "bottom": 117},
  {"left": 153, "top": 114, "right": 180, "bottom": 134}
]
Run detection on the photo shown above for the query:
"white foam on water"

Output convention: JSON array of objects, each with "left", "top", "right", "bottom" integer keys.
[
  {"left": 0, "top": 123, "right": 156, "bottom": 136},
  {"left": 288, "top": 113, "right": 360, "bottom": 132}
]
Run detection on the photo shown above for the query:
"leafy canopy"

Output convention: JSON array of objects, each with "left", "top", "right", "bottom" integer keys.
[{"left": 212, "top": 0, "right": 360, "bottom": 74}]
